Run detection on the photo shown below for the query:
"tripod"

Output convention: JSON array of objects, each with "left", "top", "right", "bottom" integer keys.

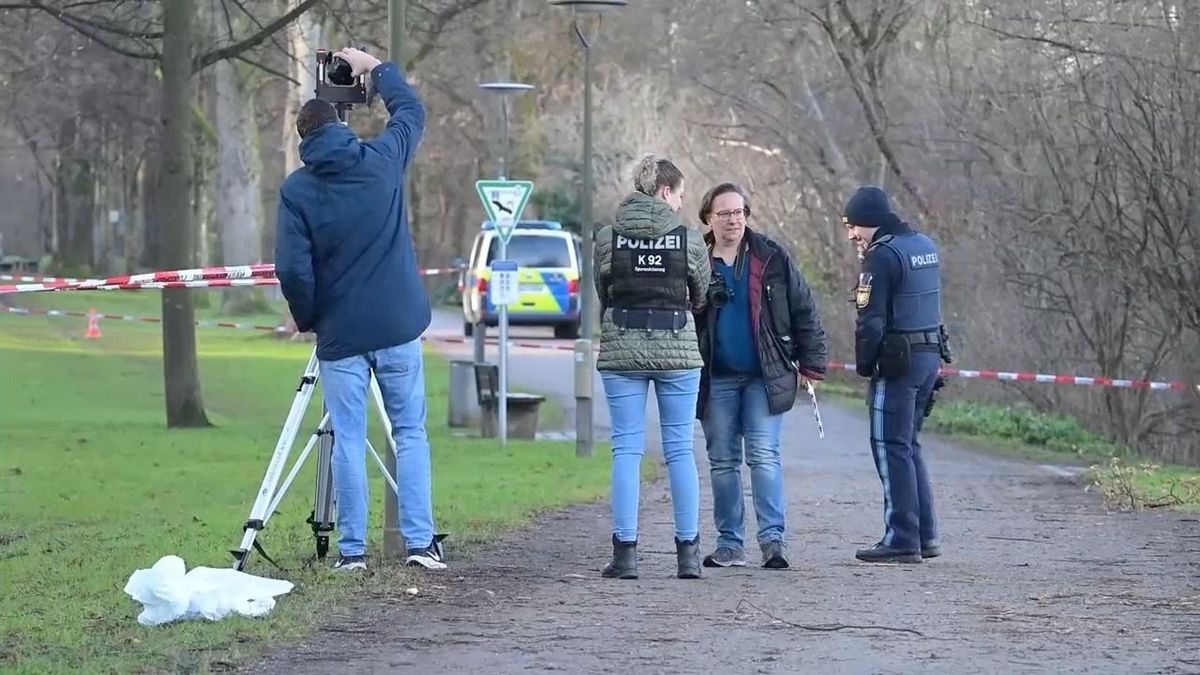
[{"left": 231, "top": 346, "right": 401, "bottom": 571}]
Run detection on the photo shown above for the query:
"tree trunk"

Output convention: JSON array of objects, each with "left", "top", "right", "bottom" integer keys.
[
  {"left": 161, "top": 0, "right": 211, "bottom": 428},
  {"left": 212, "top": 0, "right": 267, "bottom": 314},
  {"left": 56, "top": 117, "right": 96, "bottom": 273},
  {"left": 275, "top": 1, "right": 321, "bottom": 332},
  {"left": 141, "top": 139, "right": 163, "bottom": 269}
]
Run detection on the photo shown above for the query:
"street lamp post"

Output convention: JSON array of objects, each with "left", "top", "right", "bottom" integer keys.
[
  {"left": 550, "top": 0, "right": 626, "bottom": 459},
  {"left": 477, "top": 81, "right": 535, "bottom": 365}
]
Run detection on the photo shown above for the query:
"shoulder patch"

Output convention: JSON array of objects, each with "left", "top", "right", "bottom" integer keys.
[
  {"left": 909, "top": 252, "right": 939, "bottom": 269},
  {"left": 855, "top": 272, "right": 873, "bottom": 310}
]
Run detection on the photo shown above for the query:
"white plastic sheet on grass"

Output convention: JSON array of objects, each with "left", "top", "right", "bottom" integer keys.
[{"left": 123, "top": 555, "right": 294, "bottom": 626}]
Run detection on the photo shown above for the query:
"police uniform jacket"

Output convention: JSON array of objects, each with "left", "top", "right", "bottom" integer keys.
[
  {"left": 854, "top": 222, "right": 943, "bottom": 376},
  {"left": 594, "top": 191, "right": 711, "bottom": 372}
]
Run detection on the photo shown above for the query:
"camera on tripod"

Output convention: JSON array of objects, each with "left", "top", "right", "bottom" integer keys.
[{"left": 315, "top": 49, "right": 367, "bottom": 106}]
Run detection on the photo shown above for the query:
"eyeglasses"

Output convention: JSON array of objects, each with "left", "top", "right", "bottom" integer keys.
[{"left": 714, "top": 208, "right": 746, "bottom": 221}]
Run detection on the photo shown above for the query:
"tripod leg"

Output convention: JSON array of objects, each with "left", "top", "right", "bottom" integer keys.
[
  {"left": 310, "top": 403, "right": 336, "bottom": 561},
  {"left": 232, "top": 349, "right": 320, "bottom": 571},
  {"left": 366, "top": 440, "right": 401, "bottom": 496},
  {"left": 267, "top": 412, "right": 329, "bottom": 516}
]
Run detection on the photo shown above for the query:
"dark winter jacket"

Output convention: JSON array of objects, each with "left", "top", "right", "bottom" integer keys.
[
  {"left": 274, "top": 61, "right": 429, "bottom": 362},
  {"left": 696, "top": 227, "right": 828, "bottom": 418}
]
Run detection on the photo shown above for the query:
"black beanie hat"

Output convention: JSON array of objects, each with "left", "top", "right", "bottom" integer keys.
[{"left": 843, "top": 185, "right": 901, "bottom": 231}]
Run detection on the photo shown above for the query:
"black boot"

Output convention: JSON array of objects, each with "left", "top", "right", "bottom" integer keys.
[
  {"left": 855, "top": 541, "right": 922, "bottom": 564},
  {"left": 675, "top": 536, "right": 701, "bottom": 579},
  {"left": 601, "top": 534, "right": 638, "bottom": 579}
]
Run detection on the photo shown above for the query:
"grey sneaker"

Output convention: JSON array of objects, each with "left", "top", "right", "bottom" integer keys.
[
  {"left": 702, "top": 547, "right": 748, "bottom": 567},
  {"left": 761, "top": 541, "right": 789, "bottom": 569}
]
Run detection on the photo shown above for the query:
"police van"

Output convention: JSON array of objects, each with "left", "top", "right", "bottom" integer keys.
[{"left": 459, "top": 220, "right": 582, "bottom": 339}]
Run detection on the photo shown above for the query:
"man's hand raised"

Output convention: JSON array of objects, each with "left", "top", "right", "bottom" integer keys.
[{"left": 335, "top": 47, "right": 382, "bottom": 77}]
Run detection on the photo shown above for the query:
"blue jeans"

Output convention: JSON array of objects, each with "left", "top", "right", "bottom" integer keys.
[
  {"left": 600, "top": 369, "right": 702, "bottom": 543},
  {"left": 700, "top": 375, "right": 786, "bottom": 550},
  {"left": 319, "top": 338, "right": 435, "bottom": 557}
]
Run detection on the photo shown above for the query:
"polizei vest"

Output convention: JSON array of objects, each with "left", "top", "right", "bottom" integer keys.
[
  {"left": 873, "top": 231, "right": 943, "bottom": 333},
  {"left": 610, "top": 226, "right": 689, "bottom": 331}
]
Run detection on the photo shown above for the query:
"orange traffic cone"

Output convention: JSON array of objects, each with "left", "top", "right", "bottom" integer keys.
[{"left": 85, "top": 308, "right": 102, "bottom": 339}]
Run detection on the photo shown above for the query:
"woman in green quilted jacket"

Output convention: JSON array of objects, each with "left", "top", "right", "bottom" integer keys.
[{"left": 593, "top": 153, "right": 712, "bottom": 580}]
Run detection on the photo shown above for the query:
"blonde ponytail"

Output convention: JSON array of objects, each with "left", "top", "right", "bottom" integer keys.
[{"left": 633, "top": 153, "right": 661, "bottom": 195}]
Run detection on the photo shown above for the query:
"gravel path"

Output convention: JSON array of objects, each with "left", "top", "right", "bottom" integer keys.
[{"left": 252, "top": 313, "right": 1200, "bottom": 674}]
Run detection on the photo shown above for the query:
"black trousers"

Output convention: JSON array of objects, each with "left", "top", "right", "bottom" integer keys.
[{"left": 866, "top": 350, "right": 941, "bottom": 551}]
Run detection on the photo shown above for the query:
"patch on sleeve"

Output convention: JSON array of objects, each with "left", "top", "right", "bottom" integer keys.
[
  {"left": 909, "top": 252, "right": 939, "bottom": 269},
  {"left": 855, "top": 272, "right": 873, "bottom": 310}
]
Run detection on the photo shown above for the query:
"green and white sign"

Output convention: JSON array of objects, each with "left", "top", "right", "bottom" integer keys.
[{"left": 475, "top": 179, "right": 534, "bottom": 244}]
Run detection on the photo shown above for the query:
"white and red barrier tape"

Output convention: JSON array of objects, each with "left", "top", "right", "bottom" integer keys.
[
  {"left": 0, "top": 264, "right": 460, "bottom": 294},
  {"left": 1, "top": 303, "right": 1189, "bottom": 392},
  {"left": 825, "top": 361, "right": 1186, "bottom": 392}
]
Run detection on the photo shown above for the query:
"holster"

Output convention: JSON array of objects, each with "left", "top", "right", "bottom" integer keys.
[
  {"left": 924, "top": 376, "right": 946, "bottom": 418},
  {"left": 938, "top": 324, "right": 954, "bottom": 364},
  {"left": 877, "top": 333, "right": 911, "bottom": 379}
]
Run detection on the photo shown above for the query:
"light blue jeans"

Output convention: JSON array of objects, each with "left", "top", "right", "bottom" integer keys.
[
  {"left": 600, "top": 369, "right": 701, "bottom": 543},
  {"left": 701, "top": 375, "right": 786, "bottom": 550},
  {"left": 319, "top": 338, "right": 435, "bottom": 557}
]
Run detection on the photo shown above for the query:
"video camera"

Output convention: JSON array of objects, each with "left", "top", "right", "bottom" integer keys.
[{"left": 315, "top": 49, "right": 367, "bottom": 109}]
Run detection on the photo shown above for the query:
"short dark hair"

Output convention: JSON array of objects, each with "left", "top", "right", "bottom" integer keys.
[
  {"left": 297, "top": 99, "right": 339, "bottom": 139},
  {"left": 632, "top": 153, "right": 684, "bottom": 195},
  {"left": 699, "top": 182, "right": 752, "bottom": 225}
]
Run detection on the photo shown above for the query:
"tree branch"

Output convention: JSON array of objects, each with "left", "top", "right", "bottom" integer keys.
[
  {"left": 968, "top": 20, "right": 1200, "bottom": 76},
  {"left": 236, "top": 53, "right": 299, "bottom": 86},
  {"left": 407, "top": 0, "right": 489, "bottom": 68},
  {"left": 26, "top": 0, "right": 159, "bottom": 60},
  {"left": 193, "top": 0, "right": 322, "bottom": 73}
]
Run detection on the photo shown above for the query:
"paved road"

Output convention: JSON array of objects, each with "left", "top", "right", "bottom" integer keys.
[{"left": 254, "top": 309, "right": 1200, "bottom": 674}]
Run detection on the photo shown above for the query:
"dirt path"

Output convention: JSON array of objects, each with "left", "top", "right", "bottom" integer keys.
[{"left": 253, "top": 312, "right": 1200, "bottom": 674}]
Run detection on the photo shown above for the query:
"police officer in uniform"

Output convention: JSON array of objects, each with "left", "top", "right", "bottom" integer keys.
[
  {"left": 593, "top": 153, "right": 711, "bottom": 579},
  {"left": 843, "top": 185, "right": 951, "bottom": 564}
]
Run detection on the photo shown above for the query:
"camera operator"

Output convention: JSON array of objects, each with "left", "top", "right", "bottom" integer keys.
[
  {"left": 694, "top": 182, "right": 828, "bottom": 570},
  {"left": 275, "top": 47, "right": 445, "bottom": 573}
]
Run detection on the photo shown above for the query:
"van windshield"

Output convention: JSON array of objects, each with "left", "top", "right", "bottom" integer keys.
[{"left": 486, "top": 235, "right": 572, "bottom": 268}]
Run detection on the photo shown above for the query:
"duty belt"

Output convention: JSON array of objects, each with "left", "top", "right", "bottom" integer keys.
[
  {"left": 614, "top": 307, "right": 688, "bottom": 333},
  {"left": 891, "top": 330, "right": 941, "bottom": 351}
]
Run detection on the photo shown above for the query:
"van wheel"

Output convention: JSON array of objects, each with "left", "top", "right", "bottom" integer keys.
[
  {"left": 463, "top": 321, "right": 473, "bottom": 337},
  {"left": 554, "top": 322, "right": 580, "bottom": 339}
]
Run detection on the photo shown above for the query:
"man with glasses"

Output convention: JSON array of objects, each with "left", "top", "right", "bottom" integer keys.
[{"left": 694, "top": 182, "right": 828, "bottom": 570}]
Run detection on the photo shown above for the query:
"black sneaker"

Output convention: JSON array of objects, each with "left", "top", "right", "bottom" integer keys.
[
  {"left": 761, "top": 541, "right": 789, "bottom": 569},
  {"left": 921, "top": 541, "right": 942, "bottom": 559},
  {"left": 855, "top": 541, "right": 922, "bottom": 564},
  {"left": 406, "top": 535, "right": 448, "bottom": 570},
  {"left": 333, "top": 554, "right": 367, "bottom": 572}
]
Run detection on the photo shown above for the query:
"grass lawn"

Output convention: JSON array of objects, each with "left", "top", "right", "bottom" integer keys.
[
  {"left": 0, "top": 290, "right": 616, "bottom": 674},
  {"left": 819, "top": 374, "right": 1200, "bottom": 512}
]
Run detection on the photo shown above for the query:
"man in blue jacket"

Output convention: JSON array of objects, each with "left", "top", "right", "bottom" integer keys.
[{"left": 275, "top": 47, "right": 444, "bottom": 572}]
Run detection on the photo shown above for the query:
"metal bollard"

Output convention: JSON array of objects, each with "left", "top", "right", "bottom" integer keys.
[
  {"left": 447, "top": 359, "right": 480, "bottom": 428},
  {"left": 574, "top": 338, "right": 594, "bottom": 457}
]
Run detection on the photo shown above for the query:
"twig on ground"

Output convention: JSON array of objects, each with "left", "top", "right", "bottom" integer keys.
[
  {"left": 737, "top": 599, "right": 925, "bottom": 637},
  {"left": 986, "top": 536, "right": 1051, "bottom": 544}
]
